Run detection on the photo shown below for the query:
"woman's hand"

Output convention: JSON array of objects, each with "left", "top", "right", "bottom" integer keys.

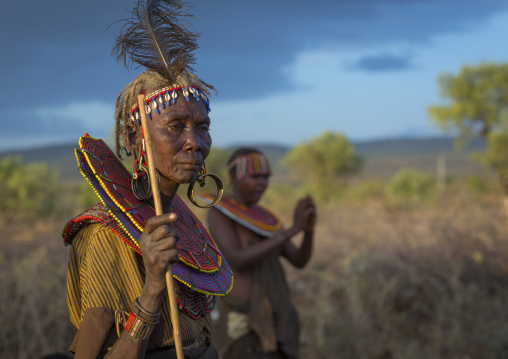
[
  {"left": 104, "top": 213, "right": 180, "bottom": 359},
  {"left": 303, "top": 196, "right": 316, "bottom": 234},
  {"left": 292, "top": 195, "right": 316, "bottom": 233},
  {"left": 138, "top": 213, "right": 180, "bottom": 295},
  {"left": 281, "top": 195, "right": 316, "bottom": 268}
]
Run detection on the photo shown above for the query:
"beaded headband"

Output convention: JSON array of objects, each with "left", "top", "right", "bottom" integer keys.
[
  {"left": 228, "top": 153, "right": 272, "bottom": 180},
  {"left": 129, "top": 85, "right": 211, "bottom": 124}
]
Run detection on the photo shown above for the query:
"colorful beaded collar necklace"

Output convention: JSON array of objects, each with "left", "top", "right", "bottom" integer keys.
[
  {"left": 63, "top": 134, "right": 233, "bottom": 319},
  {"left": 200, "top": 193, "right": 282, "bottom": 237}
]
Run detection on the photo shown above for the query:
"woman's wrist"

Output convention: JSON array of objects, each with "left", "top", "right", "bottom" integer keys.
[
  {"left": 132, "top": 298, "right": 161, "bottom": 324},
  {"left": 139, "top": 280, "right": 165, "bottom": 313},
  {"left": 286, "top": 225, "right": 301, "bottom": 238},
  {"left": 123, "top": 297, "right": 161, "bottom": 341}
]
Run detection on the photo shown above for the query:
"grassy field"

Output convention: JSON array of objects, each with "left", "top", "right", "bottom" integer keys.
[
  {"left": 281, "top": 192, "right": 508, "bottom": 359},
  {"left": 0, "top": 138, "right": 505, "bottom": 359}
]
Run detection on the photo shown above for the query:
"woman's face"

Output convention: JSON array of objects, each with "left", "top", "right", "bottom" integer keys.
[
  {"left": 131, "top": 91, "right": 212, "bottom": 185},
  {"left": 233, "top": 173, "right": 270, "bottom": 206}
]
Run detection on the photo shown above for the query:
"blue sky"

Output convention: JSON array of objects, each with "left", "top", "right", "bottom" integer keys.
[{"left": 1, "top": 0, "right": 508, "bottom": 152}]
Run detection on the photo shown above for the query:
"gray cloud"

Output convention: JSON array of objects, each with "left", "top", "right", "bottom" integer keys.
[
  {"left": 2, "top": 0, "right": 506, "bottom": 98},
  {"left": 352, "top": 54, "right": 414, "bottom": 72},
  {"left": 0, "top": 0, "right": 507, "bottom": 150}
]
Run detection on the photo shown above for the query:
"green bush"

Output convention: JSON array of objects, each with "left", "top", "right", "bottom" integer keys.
[
  {"left": 343, "top": 180, "right": 385, "bottom": 202},
  {"left": 466, "top": 176, "right": 489, "bottom": 195},
  {"left": 282, "top": 132, "right": 362, "bottom": 183},
  {"left": 0, "top": 157, "right": 59, "bottom": 223},
  {"left": 386, "top": 169, "right": 435, "bottom": 208}
]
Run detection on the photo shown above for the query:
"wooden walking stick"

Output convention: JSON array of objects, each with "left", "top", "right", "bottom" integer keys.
[{"left": 138, "top": 94, "right": 184, "bottom": 359}]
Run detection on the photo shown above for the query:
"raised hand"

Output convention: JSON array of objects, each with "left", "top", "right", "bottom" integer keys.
[
  {"left": 302, "top": 196, "right": 316, "bottom": 233},
  {"left": 292, "top": 195, "right": 316, "bottom": 233}
]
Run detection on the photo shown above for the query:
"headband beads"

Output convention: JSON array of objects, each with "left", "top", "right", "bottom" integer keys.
[
  {"left": 129, "top": 85, "right": 210, "bottom": 122},
  {"left": 228, "top": 153, "right": 272, "bottom": 180}
]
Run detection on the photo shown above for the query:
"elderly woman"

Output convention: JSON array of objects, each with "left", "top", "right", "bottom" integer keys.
[{"left": 62, "top": 1, "right": 231, "bottom": 358}]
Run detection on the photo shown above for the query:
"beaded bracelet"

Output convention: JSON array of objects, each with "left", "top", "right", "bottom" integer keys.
[
  {"left": 124, "top": 298, "right": 161, "bottom": 340},
  {"left": 132, "top": 298, "right": 161, "bottom": 325},
  {"left": 124, "top": 311, "right": 154, "bottom": 340}
]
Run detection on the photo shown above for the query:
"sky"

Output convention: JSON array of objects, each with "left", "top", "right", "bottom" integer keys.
[{"left": 1, "top": 0, "right": 508, "bottom": 152}]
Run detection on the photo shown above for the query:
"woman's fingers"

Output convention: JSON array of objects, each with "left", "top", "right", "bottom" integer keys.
[
  {"left": 140, "top": 213, "right": 181, "bottom": 265},
  {"left": 144, "top": 213, "right": 178, "bottom": 234},
  {"left": 152, "top": 234, "right": 179, "bottom": 252},
  {"left": 141, "top": 236, "right": 179, "bottom": 276},
  {"left": 155, "top": 246, "right": 180, "bottom": 264},
  {"left": 151, "top": 223, "right": 180, "bottom": 243}
]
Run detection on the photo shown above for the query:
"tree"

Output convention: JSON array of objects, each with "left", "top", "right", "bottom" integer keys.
[
  {"left": 428, "top": 63, "right": 508, "bottom": 142},
  {"left": 282, "top": 131, "right": 362, "bottom": 188},
  {"left": 483, "top": 132, "right": 508, "bottom": 195},
  {"left": 428, "top": 63, "right": 508, "bottom": 195}
]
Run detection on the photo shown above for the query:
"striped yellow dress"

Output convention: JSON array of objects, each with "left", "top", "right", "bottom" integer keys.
[{"left": 67, "top": 222, "right": 212, "bottom": 354}]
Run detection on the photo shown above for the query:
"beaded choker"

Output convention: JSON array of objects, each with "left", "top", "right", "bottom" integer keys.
[{"left": 199, "top": 193, "right": 282, "bottom": 237}]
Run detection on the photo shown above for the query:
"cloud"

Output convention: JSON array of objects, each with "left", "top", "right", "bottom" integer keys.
[
  {"left": 1, "top": 0, "right": 508, "bottom": 151},
  {"left": 2, "top": 0, "right": 507, "bottom": 102},
  {"left": 352, "top": 53, "right": 415, "bottom": 72},
  {"left": 193, "top": 0, "right": 508, "bottom": 98},
  {"left": 34, "top": 101, "right": 114, "bottom": 134},
  {"left": 0, "top": 101, "right": 114, "bottom": 151}
]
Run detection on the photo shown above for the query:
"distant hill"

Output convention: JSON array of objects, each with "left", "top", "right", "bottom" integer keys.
[
  {"left": 354, "top": 137, "right": 485, "bottom": 157},
  {"left": 239, "top": 137, "right": 490, "bottom": 179},
  {"left": 0, "top": 143, "right": 80, "bottom": 181},
  {"left": 353, "top": 137, "right": 490, "bottom": 179},
  {"left": 0, "top": 137, "right": 491, "bottom": 182}
]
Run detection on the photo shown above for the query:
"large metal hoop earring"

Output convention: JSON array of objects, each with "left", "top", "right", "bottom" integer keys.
[
  {"left": 131, "top": 163, "right": 160, "bottom": 201},
  {"left": 187, "top": 173, "right": 224, "bottom": 208}
]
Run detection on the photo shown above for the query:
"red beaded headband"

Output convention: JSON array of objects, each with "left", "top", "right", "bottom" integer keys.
[
  {"left": 228, "top": 153, "right": 272, "bottom": 180},
  {"left": 129, "top": 85, "right": 210, "bottom": 123}
]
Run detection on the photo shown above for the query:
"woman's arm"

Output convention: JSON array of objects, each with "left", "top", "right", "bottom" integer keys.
[
  {"left": 208, "top": 196, "right": 316, "bottom": 271},
  {"left": 281, "top": 196, "right": 316, "bottom": 269},
  {"left": 104, "top": 213, "right": 179, "bottom": 359},
  {"left": 280, "top": 229, "right": 314, "bottom": 269}
]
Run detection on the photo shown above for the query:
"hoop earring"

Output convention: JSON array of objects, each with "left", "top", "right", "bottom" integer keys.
[
  {"left": 131, "top": 153, "right": 159, "bottom": 201},
  {"left": 187, "top": 173, "right": 224, "bottom": 208}
]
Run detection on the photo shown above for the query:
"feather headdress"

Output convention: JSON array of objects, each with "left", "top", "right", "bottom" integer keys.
[
  {"left": 113, "top": 0, "right": 198, "bottom": 85},
  {"left": 112, "top": 0, "right": 214, "bottom": 158}
]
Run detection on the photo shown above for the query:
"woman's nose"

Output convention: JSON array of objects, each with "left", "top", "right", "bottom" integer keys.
[
  {"left": 258, "top": 176, "right": 268, "bottom": 186},
  {"left": 183, "top": 129, "right": 201, "bottom": 151}
]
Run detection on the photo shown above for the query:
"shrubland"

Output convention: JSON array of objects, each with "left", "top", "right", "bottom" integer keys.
[{"left": 1, "top": 155, "right": 507, "bottom": 359}]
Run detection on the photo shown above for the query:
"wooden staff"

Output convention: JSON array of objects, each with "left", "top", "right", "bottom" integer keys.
[{"left": 138, "top": 94, "right": 184, "bottom": 359}]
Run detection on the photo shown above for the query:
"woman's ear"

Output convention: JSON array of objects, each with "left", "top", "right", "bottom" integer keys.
[{"left": 127, "top": 124, "right": 142, "bottom": 158}]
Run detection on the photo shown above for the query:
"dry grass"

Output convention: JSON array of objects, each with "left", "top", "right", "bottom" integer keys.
[
  {"left": 0, "top": 220, "right": 76, "bottom": 359},
  {"left": 284, "top": 192, "right": 508, "bottom": 359},
  {"left": 2, "top": 183, "right": 508, "bottom": 358}
]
